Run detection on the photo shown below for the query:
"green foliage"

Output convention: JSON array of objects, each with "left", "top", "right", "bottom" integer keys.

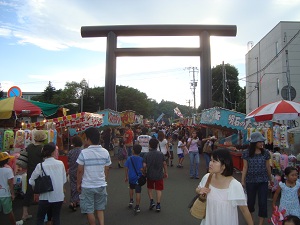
[
  {"left": 212, "top": 64, "right": 245, "bottom": 113},
  {"left": 31, "top": 81, "right": 56, "bottom": 103},
  {"left": 31, "top": 68, "right": 246, "bottom": 118}
]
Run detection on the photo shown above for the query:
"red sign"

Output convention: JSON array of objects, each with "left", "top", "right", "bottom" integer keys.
[{"left": 7, "top": 86, "right": 22, "bottom": 97}]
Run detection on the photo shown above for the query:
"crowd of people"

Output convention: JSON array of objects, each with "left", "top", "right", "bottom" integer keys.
[{"left": 0, "top": 125, "right": 299, "bottom": 225}]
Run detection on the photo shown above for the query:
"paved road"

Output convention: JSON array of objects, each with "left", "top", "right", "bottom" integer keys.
[{"left": 1, "top": 154, "right": 272, "bottom": 225}]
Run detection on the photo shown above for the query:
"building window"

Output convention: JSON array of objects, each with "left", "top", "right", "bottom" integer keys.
[
  {"left": 275, "top": 41, "right": 279, "bottom": 55},
  {"left": 277, "top": 78, "right": 280, "bottom": 95}
]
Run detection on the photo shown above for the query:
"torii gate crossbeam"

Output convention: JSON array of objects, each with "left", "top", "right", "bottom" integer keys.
[{"left": 81, "top": 25, "right": 237, "bottom": 111}]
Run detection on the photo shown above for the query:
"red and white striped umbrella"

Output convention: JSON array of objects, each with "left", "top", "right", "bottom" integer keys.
[{"left": 245, "top": 100, "right": 300, "bottom": 122}]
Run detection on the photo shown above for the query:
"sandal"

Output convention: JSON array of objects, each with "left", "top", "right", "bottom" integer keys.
[
  {"left": 69, "top": 203, "right": 77, "bottom": 211},
  {"left": 22, "top": 215, "right": 33, "bottom": 221}
]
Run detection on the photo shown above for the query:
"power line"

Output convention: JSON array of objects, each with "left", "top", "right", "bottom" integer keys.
[{"left": 246, "top": 29, "right": 300, "bottom": 81}]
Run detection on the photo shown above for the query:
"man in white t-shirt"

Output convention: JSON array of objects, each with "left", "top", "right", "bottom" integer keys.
[
  {"left": 77, "top": 127, "right": 111, "bottom": 225},
  {"left": 136, "top": 127, "right": 152, "bottom": 158}
]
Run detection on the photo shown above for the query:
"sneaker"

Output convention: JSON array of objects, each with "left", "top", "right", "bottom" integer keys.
[
  {"left": 149, "top": 200, "right": 155, "bottom": 210},
  {"left": 156, "top": 203, "right": 161, "bottom": 212},
  {"left": 16, "top": 220, "right": 24, "bottom": 225},
  {"left": 134, "top": 205, "right": 141, "bottom": 213},
  {"left": 128, "top": 200, "right": 134, "bottom": 208}
]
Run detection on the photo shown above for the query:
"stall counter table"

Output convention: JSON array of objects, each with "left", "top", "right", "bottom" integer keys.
[{"left": 230, "top": 150, "right": 244, "bottom": 171}]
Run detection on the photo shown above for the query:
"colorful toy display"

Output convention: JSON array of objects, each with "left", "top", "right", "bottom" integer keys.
[
  {"left": 14, "top": 129, "right": 25, "bottom": 150},
  {"left": 3, "top": 129, "right": 14, "bottom": 151}
]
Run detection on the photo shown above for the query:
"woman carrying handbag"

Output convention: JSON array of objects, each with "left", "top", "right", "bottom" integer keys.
[
  {"left": 195, "top": 149, "right": 253, "bottom": 225},
  {"left": 29, "top": 143, "right": 67, "bottom": 225}
]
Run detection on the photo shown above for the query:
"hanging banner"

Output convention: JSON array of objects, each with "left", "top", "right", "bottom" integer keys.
[
  {"left": 120, "top": 110, "right": 135, "bottom": 126},
  {"left": 174, "top": 107, "right": 183, "bottom": 118},
  {"left": 97, "top": 109, "right": 121, "bottom": 127},
  {"left": 156, "top": 113, "right": 165, "bottom": 122},
  {"left": 22, "top": 112, "right": 103, "bottom": 131}
]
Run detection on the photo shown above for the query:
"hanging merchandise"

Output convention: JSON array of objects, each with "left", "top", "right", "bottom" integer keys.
[
  {"left": 280, "top": 152, "right": 289, "bottom": 171},
  {"left": 0, "top": 128, "right": 4, "bottom": 151},
  {"left": 3, "top": 130, "right": 14, "bottom": 151},
  {"left": 24, "top": 130, "right": 32, "bottom": 148},
  {"left": 14, "top": 130, "right": 25, "bottom": 151},
  {"left": 272, "top": 151, "right": 281, "bottom": 172},
  {"left": 288, "top": 132, "right": 294, "bottom": 145},
  {"left": 273, "top": 125, "right": 280, "bottom": 147},
  {"left": 280, "top": 126, "right": 289, "bottom": 149},
  {"left": 266, "top": 128, "right": 273, "bottom": 144},
  {"left": 48, "top": 128, "right": 57, "bottom": 145},
  {"left": 288, "top": 154, "right": 297, "bottom": 167},
  {"left": 46, "top": 122, "right": 57, "bottom": 145}
]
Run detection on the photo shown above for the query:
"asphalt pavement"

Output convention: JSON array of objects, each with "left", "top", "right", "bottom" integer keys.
[{"left": 1, "top": 154, "right": 272, "bottom": 225}]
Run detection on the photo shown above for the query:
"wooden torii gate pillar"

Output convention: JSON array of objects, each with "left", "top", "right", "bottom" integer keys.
[{"left": 81, "top": 25, "right": 237, "bottom": 111}]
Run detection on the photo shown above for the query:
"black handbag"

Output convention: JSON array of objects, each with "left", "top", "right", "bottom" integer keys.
[
  {"left": 33, "top": 163, "right": 54, "bottom": 194},
  {"left": 130, "top": 157, "right": 146, "bottom": 186}
]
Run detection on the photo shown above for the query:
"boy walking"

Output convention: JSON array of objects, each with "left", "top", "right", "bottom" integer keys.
[
  {"left": 0, "top": 152, "right": 23, "bottom": 225},
  {"left": 143, "top": 138, "right": 168, "bottom": 212},
  {"left": 124, "top": 144, "right": 144, "bottom": 213},
  {"left": 77, "top": 127, "right": 111, "bottom": 225}
]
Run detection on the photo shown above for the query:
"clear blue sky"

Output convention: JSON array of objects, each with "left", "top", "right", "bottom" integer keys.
[{"left": 1, "top": 0, "right": 300, "bottom": 106}]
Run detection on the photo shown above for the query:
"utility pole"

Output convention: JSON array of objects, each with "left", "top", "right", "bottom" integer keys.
[
  {"left": 222, "top": 61, "right": 225, "bottom": 108},
  {"left": 186, "top": 99, "right": 191, "bottom": 107},
  {"left": 186, "top": 67, "right": 199, "bottom": 112},
  {"left": 255, "top": 57, "right": 259, "bottom": 107},
  {"left": 284, "top": 33, "right": 291, "bottom": 101}
]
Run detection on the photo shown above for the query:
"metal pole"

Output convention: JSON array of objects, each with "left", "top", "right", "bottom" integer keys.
[
  {"left": 256, "top": 57, "right": 259, "bottom": 107},
  {"left": 81, "top": 93, "right": 83, "bottom": 112},
  {"left": 222, "top": 61, "right": 225, "bottom": 108},
  {"left": 193, "top": 67, "right": 196, "bottom": 111},
  {"left": 285, "top": 50, "right": 291, "bottom": 101}
]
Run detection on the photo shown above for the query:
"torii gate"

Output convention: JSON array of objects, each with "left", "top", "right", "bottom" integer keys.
[{"left": 81, "top": 25, "right": 237, "bottom": 111}]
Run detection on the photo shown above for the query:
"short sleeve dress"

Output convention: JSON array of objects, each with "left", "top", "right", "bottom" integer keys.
[
  {"left": 278, "top": 181, "right": 300, "bottom": 218},
  {"left": 198, "top": 174, "right": 247, "bottom": 225}
]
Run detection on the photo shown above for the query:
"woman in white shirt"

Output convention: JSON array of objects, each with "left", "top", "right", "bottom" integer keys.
[
  {"left": 196, "top": 149, "right": 253, "bottom": 225},
  {"left": 157, "top": 131, "right": 170, "bottom": 165},
  {"left": 187, "top": 131, "right": 201, "bottom": 179},
  {"left": 29, "top": 143, "right": 66, "bottom": 225}
]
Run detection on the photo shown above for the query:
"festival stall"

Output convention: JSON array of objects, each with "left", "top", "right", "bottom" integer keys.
[
  {"left": 97, "top": 109, "right": 122, "bottom": 128},
  {"left": 200, "top": 107, "right": 249, "bottom": 170},
  {"left": 22, "top": 112, "right": 103, "bottom": 148},
  {"left": 120, "top": 110, "right": 136, "bottom": 126}
]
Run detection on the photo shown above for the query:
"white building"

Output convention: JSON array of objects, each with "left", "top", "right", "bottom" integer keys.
[
  {"left": 3, "top": 91, "right": 42, "bottom": 100},
  {"left": 245, "top": 21, "right": 300, "bottom": 114}
]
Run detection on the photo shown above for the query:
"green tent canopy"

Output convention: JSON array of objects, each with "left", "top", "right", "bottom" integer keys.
[{"left": 29, "top": 100, "right": 60, "bottom": 117}]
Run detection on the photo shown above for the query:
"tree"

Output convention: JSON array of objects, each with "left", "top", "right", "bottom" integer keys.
[
  {"left": 211, "top": 64, "right": 245, "bottom": 113},
  {"left": 32, "top": 81, "right": 57, "bottom": 103},
  {"left": 116, "top": 85, "right": 150, "bottom": 116},
  {"left": 33, "top": 81, "right": 196, "bottom": 118}
]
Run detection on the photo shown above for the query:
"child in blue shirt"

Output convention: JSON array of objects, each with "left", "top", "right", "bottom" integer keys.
[{"left": 124, "top": 144, "right": 144, "bottom": 213}]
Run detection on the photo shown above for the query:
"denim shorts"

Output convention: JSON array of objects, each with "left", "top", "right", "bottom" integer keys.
[
  {"left": 0, "top": 197, "right": 12, "bottom": 214},
  {"left": 80, "top": 187, "right": 107, "bottom": 214}
]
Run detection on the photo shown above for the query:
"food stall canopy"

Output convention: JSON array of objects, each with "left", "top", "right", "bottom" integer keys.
[
  {"left": 29, "top": 100, "right": 60, "bottom": 117},
  {"left": 200, "top": 107, "right": 246, "bottom": 131},
  {"left": 0, "top": 97, "right": 42, "bottom": 119},
  {"left": 22, "top": 112, "right": 103, "bottom": 131},
  {"left": 97, "top": 109, "right": 121, "bottom": 127}
]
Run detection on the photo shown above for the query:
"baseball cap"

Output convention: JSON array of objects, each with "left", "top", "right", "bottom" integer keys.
[{"left": 0, "top": 152, "right": 14, "bottom": 162}]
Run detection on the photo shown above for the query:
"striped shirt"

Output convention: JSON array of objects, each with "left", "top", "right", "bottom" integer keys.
[{"left": 76, "top": 145, "right": 111, "bottom": 188}]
